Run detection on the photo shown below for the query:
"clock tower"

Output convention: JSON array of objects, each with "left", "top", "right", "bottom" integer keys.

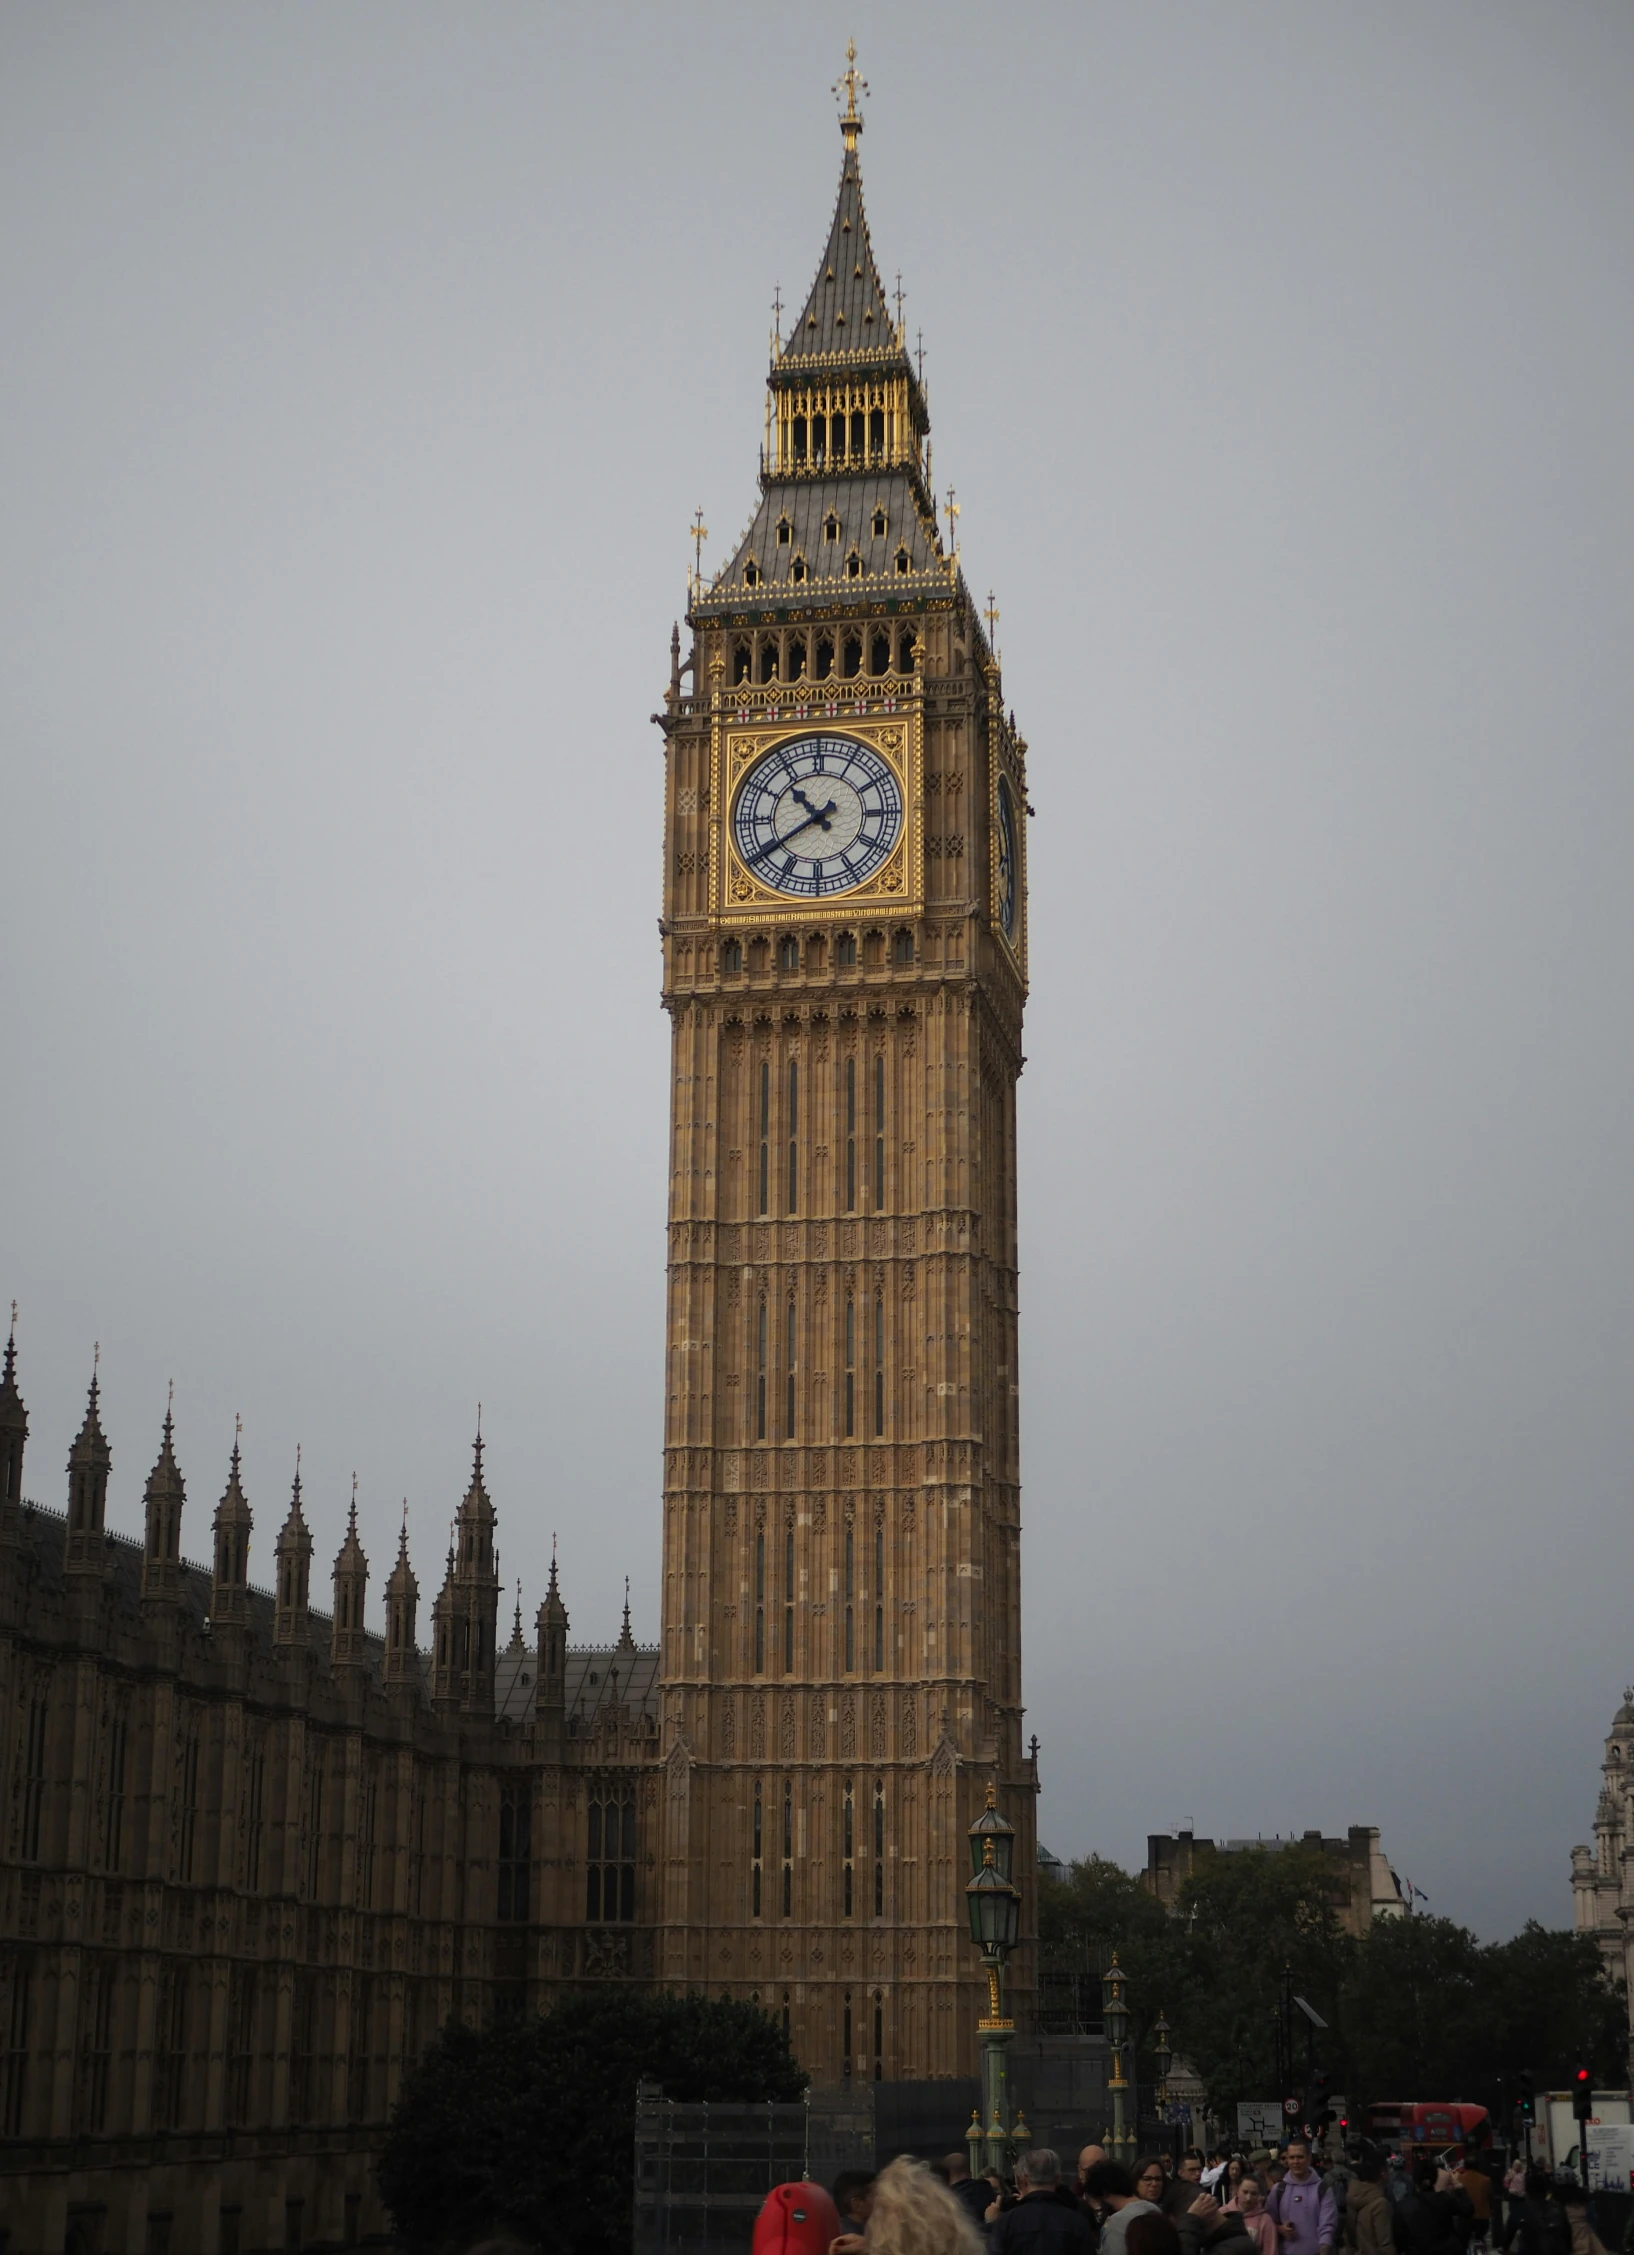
[{"left": 654, "top": 57, "right": 1035, "bottom": 2083}]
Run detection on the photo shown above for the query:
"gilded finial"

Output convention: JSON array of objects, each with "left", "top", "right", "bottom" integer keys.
[
  {"left": 833, "top": 38, "right": 868, "bottom": 149},
  {"left": 690, "top": 506, "right": 709, "bottom": 592},
  {"left": 985, "top": 1778, "right": 997, "bottom": 1810}
]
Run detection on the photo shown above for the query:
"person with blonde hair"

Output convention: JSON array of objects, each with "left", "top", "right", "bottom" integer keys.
[{"left": 852, "top": 2154, "right": 986, "bottom": 2255}]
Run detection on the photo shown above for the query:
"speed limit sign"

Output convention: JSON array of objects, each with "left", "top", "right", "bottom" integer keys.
[{"left": 1284, "top": 2098, "right": 1301, "bottom": 2117}]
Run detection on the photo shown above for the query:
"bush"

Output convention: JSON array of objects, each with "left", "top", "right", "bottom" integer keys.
[{"left": 377, "top": 1989, "right": 806, "bottom": 2255}]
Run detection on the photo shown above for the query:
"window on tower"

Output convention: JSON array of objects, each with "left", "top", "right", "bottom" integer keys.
[
  {"left": 870, "top": 631, "right": 890, "bottom": 675},
  {"left": 777, "top": 516, "right": 792, "bottom": 545},
  {"left": 844, "top": 1523, "right": 855, "bottom": 1666},
  {"left": 752, "top": 1782, "right": 763, "bottom": 1914},
  {"left": 783, "top": 1524, "right": 795, "bottom": 1669},
  {"left": 851, "top": 409, "right": 866, "bottom": 454},
  {"left": 586, "top": 1787, "right": 636, "bottom": 1922},
  {"left": 745, "top": 561, "right": 760, "bottom": 588},
  {"left": 722, "top": 939, "right": 742, "bottom": 975},
  {"left": 870, "top": 407, "right": 885, "bottom": 454},
  {"left": 846, "top": 551, "right": 863, "bottom": 580},
  {"left": 758, "top": 1060, "right": 770, "bottom": 1216},
  {"left": 792, "top": 417, "right": 808, "bottom": 464},
  {"left": 872, "top": 508, "right": 887, "bottom": 538},
  {"left": 788, "top": 632, "right": 807, "bottom": 678},
  {"left": 779, "top": 935, "right": 799, "bottom": 971},
  {"left": 759, "top": 641, "right": 779, "bottom": 684},
  {"left": 893, "top": 928, "right": 914, "bottom": 966},
  {"left": 836, "top": 931, "right": 857, "bottom": 969},
  {"left": 874, "top": 1052, "right": 887, "bottom": 1207},
  {"left": 845, "top": 1299, "right": 857, "bottom": 1437},
  {"left": 497, "top": 1784, "right": 531, "bottom": 1922},
  {"left": 755, "top": 1303, "right": 767, "bottom": 1444},
  {"left": 791, "top": 558, "right": 807, "bottom": 585},
  {"left": 824, "top": 513, "right": 840, "bottom": 543},
  {"left": 754, "top": 1530, "right": 766, "bottom": 1670},
  {"left": 842, "top": 634, "right": 862, "bottom": 679},
  {"left": 875, "top": 1526, "right": 885, "bottom": 1671},
  {"left": 874, "top": 1296, "right": 885, "bottom": 1437},
  {"left": 895, "top": 547, "right": 911, "bottom": 576},
  {"left": 897, "top": 628, "right": 917, "bottom": 671},
  {"left": 787, "top": 1058, "right": 799, "bottom": 1213},
  {"left": 814, "top": 635, "right": 834, "bottom": 681},
  {"left": 843, "top": 1783, "right": 855, "bottom": 1915}
]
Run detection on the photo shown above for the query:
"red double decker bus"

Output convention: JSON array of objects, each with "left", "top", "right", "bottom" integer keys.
[{"left": 1366, "top": 2103, "right": 1491, "bottom": 2149}]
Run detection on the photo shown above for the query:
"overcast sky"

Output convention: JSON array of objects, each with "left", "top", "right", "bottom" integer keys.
[{"left": 4, "top": 5, "right": 1632, "bottom": 1943}]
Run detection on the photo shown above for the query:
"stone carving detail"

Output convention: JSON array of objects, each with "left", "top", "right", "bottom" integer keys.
[
  {"left": 902, "top": 1696, "right": 918, "bottom": 1760},
  {"left": 751, "top": 1694, "right": 767, "bottom": 1760},
  {"left": 780, "top": 1696, "right": 797, "bottom": 1760},
  {"left": 871, "top": 1695, "right": 887, "bottom": 1760},
  {"left": 722, "top": 1700, "right": 736, "bottom": 1758},
  {"left": 841, "top": 1695, "right": 857, "bottom": 1759}
]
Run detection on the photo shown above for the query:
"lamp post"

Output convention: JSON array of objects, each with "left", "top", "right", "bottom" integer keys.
[
  {"left": 1152, "top": 2011, "right": 1172, "bottom": 2156},
  {"left": 965, "top": 1782, "right": 1024, "bottom": 2176},
  {"left": 1102, "top": 1954, "right": 1132, "bottom": 2161}
]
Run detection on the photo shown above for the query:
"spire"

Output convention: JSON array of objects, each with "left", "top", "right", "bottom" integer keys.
[
  {"left": 64, "top": 1342, "right": 112, "bottom": 1577},
  {"left": 273, "top": 1445, "right": 313, "bottom": 1648},
  {"left": 535, "top": 1531, "right": 569, "bottom": 1728},
  {"left": 783, "top": 57, "right": 901, "bottom": 368},
  {"left": 331, "top": 1472, "right": 370, "bottom": 1669},
  {"left": 211, "top": 1415, "right": 253, "bottom": 1625},
  {"left": 384, "top": 1501, "right": 420, "bottom": 1687},
  {"left": 617, "top": 1575, "right": 636, "bottom": 1654},
  {"left": 507, "top": 1578, "right": 525, "bottom": 1655},
  {"left": 0, "top": 1300, "right": 28, "bottom": 1523},
  {"left": 141, "top": 1384, "right": 187, "bottom": 1605}
]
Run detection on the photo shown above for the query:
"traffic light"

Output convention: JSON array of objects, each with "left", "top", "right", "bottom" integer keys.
[
  {"left": 1308, "top": 2070, "right": 1334, "bottom": 2135},
  {"left": 1573, "top": 2068, "right": 1594, "bottom": 2124},
  {"left": 1517, "top": 2071, "right": 1535, "bottom": 2123}
]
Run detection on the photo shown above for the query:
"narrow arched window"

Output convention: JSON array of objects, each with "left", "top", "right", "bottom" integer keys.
[
  {"left": 874, "top": 1054, "right": 886, "bottom": 1208},
  {"left": 844, "top": 1300, "right": 856, "bottom": 1440},
  {"left": 783, "top": 1524, "right": 795, "bottom": 1672},
  {"left": 873, "top": 1783, "right": 885, "bottom": 1915},
  {"left": 843, "top": 1785, "right": 855, "bottom": 1917},
  {"left": 758, "top": 1060, "right": 770, "bottom": 1216},
  {"left": 722, "top": 938, "right": 742, "bottom": 974},
  {"left": 754, "top": 1532, "right": 766, "bottom": 1672},
  {"left": 756, "top": 1302, "right": 767, "bottom": 1442},
  {"left": 787, "top": 1057, "right": 799, "bottom": 1212},
  {"left": 785, "top": 1302, "right": 797, "bottom": 1442},
  {"left": 875, "top": 1526, "right": 885, "bottom": 1670},
  {"left": 782, "top": 1784, "right": 794, "bottom": 1915},
  {"left": 752, "top": 1782, "right": 763, "bottom": 1915},
  {"left": 874, "top": 1298, "right": 885, "bottom": 1437},
  {"left": 845, "top": 1056, "right": 857, "bottom": 1211},
  {"left": 845, "top": 1525, "right": 856, "bottom": 1672}
]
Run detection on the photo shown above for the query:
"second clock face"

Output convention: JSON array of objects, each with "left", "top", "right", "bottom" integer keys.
[{"left": 731, "top": 733, "right": 903, "bottom": 898}]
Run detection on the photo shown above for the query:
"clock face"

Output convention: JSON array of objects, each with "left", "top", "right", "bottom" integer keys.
[
  {"left": 996, "top": 774, "right": 1018, "bottom": 939},
  {"left": 731, "top": 733, "right": 903, "bottom": 899}
]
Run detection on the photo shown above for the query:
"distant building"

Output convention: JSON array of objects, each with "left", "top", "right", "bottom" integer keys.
[
  {"left": 1143, "top": 1827, "right": 1405, "bottom": 1937},
  {"left": 1570, "top": 1685, "right": 1634, "bottom": 2041}
]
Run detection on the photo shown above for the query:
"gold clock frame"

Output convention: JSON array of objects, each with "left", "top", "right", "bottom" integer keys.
[
  {"left": 991, "top": 759, "right": 1025, "bottom": 975},
  {"left": 710, "top": 694, "right": 922, "bottom": 921}
]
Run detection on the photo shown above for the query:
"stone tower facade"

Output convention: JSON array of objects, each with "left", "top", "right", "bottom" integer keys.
[
  {"left": 654, "top": 66, "right": 1037, "bottom": 2083},
  {"left": 1571, "top": 1685, "right": 1634, "bottom": 2051}
]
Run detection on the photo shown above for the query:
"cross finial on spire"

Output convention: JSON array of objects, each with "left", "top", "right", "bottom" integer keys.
[
  {"left": 622, "top": 1575, "right": 632, "bottom": 1636},
  {"left": 984, "top": 590, "right": 1000, "bottom": 655},
  {"left": 834, "top": 38, "right": 868, "bottom": 148},
  {"left": 690, "top": 506, "right": 709, "bottom": 590},
  {"left": 91, "top": 1339, "right": 101, "bottom": 1403}
]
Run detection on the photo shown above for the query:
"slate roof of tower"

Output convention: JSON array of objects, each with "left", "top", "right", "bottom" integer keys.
[
  {"left": 783, "top": 141, "right": 904, "bottom": 366},
  {"left": 716, "top": 471, "right": 942, "bottom": 600}
]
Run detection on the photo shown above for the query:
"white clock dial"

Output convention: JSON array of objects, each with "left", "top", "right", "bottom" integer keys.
[{"left": 732, "top": 733, "right": 903, "bottom": 898}]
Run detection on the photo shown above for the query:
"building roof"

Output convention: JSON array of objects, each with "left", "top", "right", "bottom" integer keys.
[
  {"left": 782, "top": 140, "right": 902, "bottom": 366},
  {"left": 716, "top": 471, "right": 942, "bottom": 603}
]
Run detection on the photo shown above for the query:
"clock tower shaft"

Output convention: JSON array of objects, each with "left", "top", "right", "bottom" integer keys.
[{"left": 653, "top": 75, "right": 1034, "bottom": 2084}]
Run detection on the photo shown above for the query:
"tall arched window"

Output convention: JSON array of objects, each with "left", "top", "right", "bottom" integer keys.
[
  {"left": 783, "top": 1525, "right": 795, "bottom": 1674},
  {"left": 873, "top": 1782, "right": 885, "bottom": 1916},
  {"left": 844, "top": 1525, "right": 855, "bottom": 1671},
  {"left": 845, "top": 1057, "right": 857, "bottom": 1210},
  {"left": 752, "top": 1782, "right": 763, "bottom": 1916},
  {"left": 756, "top": 1302, "right": 767, "bottom": 1442},
  {"left": 758, "top": 1061, "right": 770, "bottom": 1216},
  {"left": 782, "top": 1783, "right": 794, "bottom": 1915},
  {"left": 842, "top": 1784, "right": 855, "bottom": 1917},
  {"left": 844, "top": 1300, "right": 856, "bottom": 1439},
  {"left": 874, "top": 1055, "right": 886, "bottom": 1208},
  {"left": 754, "top": 1532, "right": 766, "bottom": 1673},
  {"left": 874, "top": 1298, "right": 885, "bottom": 1437},
  {"left": 785, "top": 1302, "right": 797, "bottom": 1440},
  {"left": 787, "top": 1059, "right": 799, "bottom": 1212},
  {"left": 875, "top": 1526, "right": 885, "bottom": 1670}
]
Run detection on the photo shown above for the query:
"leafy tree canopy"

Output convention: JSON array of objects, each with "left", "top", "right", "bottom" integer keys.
[
  {"left": 378, "top": 1990, "right": 804, "bottom": 2255},
  {"left": 1040, "top": 1853, "right": 1627, "bottom": 2121}
]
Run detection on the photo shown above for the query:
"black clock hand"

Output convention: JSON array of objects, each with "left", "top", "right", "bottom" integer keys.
[
  {"left": 749, "top": 801, "right": 837, "bottom": 860},
  {"left": 791, "top": 787, "right": 836, "bottom": 823}
]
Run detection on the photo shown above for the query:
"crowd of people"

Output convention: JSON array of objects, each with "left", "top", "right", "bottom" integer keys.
[{"left": 752, "top": 2135, "right": 1620, "bottom": 2255}]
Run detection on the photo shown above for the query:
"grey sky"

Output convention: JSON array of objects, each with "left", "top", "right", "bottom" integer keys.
[{"left": 3, "top": 5, "right": 1631, "bottom": 1941}]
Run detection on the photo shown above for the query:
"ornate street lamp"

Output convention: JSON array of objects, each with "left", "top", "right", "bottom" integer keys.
[
  {"left": 1152, "top": 2011, "right": 1173, "bottom": 2152},
  {"left": 1102, "top": 1954, "right": 1132, "bottom": 2160},
  {"left": 965, "top": 1782, "right": 1024, "bottom": 2174}
]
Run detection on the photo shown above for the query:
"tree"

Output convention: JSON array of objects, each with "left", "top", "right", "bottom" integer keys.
[
  {"left": 1162, "top": 1844, "right": 1353, "bottom": 2116},
  {"left": 377, "top": 1991, "right": 805, "bottom": 2255},
  {"left": 1341, "top": 1914, "right": 1488, "bottom": 2102},
  {"left": 1480, "top": 1922, "right": 1626, "bottom": 2093}
]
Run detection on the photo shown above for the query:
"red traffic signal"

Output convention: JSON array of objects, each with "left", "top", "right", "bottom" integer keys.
[{"left": 1573, "top": 2068, "right": 1594, "bottom": 2123}]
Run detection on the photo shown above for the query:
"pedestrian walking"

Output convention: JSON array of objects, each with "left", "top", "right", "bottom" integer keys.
[
  {"left": 989, "top": 2151, "right": 1099, "bottom": 2255},
  {"left": 1235, "top": 2181, "right": 1279, "bottom": 2255},
  {"left": 858, "top": 2156, "right": 984, "bottom": 2255},
  {"left": 1268, "top": 2140, "right": 1338, "bottom": 2255},
  {"left": 1085, "top": 2160, "right": 1164, "bottom": 2255},
  {"left": 1341, "top": 2153, "right": 1394, "bottom": 2255}
]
